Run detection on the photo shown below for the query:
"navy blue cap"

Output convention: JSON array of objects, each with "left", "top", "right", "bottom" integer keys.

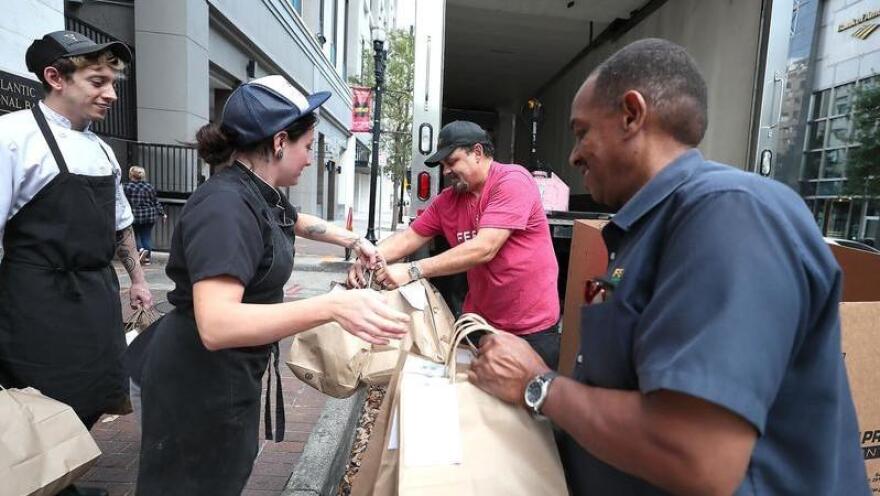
[{"left": 221, "top": 75, "right": 331, "bottom": 146}]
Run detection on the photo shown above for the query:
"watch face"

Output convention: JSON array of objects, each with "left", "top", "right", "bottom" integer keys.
[{"left": 525, "top": 380, "right": 543, "bottom": 406}]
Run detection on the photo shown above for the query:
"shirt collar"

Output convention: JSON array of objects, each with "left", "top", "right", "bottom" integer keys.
[
  {"left": 39, "top": 101, "right": 93, "bottom": 132},
  {"left": 234, "top": 161, "right": 283, "bottom": 207},
  {"left": 610, "top": 148, "right": 702, "bottom": 232}
]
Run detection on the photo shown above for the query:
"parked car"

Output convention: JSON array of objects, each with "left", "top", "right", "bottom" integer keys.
[{"left": 824, "top": 237, "right": 880, "bottom": 254}]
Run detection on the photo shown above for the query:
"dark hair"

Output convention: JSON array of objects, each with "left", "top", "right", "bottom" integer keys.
[
  {"left": 37, "top": 50, "right": 125, "bottom": 92},
  {"left": 591, "top": 38, "right": 708, "bottom": 146},
  {"left": 462, "top": 140, "right": 495, "bottom": 159},
  {"left": 195, "top": 112, "right": 318, "bottom": 166}
]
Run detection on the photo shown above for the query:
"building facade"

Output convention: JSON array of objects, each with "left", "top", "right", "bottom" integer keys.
[{"left": 1, "top": 0, "right": 397, "bottom": 248}]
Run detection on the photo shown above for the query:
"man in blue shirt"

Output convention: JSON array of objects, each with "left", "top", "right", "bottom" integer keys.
[{"left": 469, "top": 38, "right": 869, "bottom": 494}]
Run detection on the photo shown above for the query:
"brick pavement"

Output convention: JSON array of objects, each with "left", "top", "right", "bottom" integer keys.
[{"left": 78, "top": 335, "right": 328, "bottom": 496}]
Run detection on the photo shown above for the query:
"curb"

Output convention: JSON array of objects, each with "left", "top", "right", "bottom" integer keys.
[
  {"left": 282, "top": 388, "right": 367, "bottom": 496},
  {"left": 294, "top": 259, "right": 352, "bottom": 273}
]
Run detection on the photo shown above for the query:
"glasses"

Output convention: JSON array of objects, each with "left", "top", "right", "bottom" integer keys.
[{"left": 584, "top": 277, "right": 615, "bottom": 305}]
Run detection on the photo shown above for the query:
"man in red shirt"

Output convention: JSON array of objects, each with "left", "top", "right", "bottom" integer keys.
[{"left": 348, "top": 121, "right": 561, "bottom": 368}]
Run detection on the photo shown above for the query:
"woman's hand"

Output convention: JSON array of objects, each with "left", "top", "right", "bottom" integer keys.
[
  {"left": 352, "top": 237, "right": 384, "bottom": 270},
  {"left": 331, "top": 289, "right": 409, "bottom": 344}
]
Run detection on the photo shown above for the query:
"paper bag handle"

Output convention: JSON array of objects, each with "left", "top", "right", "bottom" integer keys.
[{"left": 446, "top": 313, "right": 499, "bottom": 382}]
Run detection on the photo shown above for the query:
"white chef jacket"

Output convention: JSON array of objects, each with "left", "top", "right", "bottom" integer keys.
[{"left": 0, "top": 102, "right": 134, "bottom": 240}]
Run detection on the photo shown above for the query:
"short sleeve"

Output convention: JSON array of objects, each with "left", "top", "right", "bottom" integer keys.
[
  {"left": 410, "top": 192, "right": 444, "bottom": 237},
  {"left": 479, "top": 172, "right": 534, "bottom": 230},
  {"left": 0, "top": 138, "right": 19, "bottom": 239},
  {"left": 105, "top": 143, "right": 133, "bottom": 230},
  {"left": 180, "top": 190, "right": 264, "bottom": 286},
  {"left": 634, "top": 191, "right": 804, "bottom": 434}
]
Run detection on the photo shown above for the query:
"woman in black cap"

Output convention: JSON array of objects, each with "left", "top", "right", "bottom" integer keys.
[{"left": 132, "top": 75, "right": 409, "bottom": 495}]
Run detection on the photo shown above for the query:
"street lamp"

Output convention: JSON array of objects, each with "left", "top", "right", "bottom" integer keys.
[{"left": 365, "top": 26, "right": 387, "bottom": 245}]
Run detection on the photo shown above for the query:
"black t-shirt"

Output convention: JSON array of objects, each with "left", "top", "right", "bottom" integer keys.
[{"left": 165, "top": 162, "right": 297, "bottom": 309}]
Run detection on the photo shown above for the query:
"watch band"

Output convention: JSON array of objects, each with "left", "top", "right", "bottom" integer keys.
[{"left": 408, "top": 261, "right": 423, "bottom": 281}]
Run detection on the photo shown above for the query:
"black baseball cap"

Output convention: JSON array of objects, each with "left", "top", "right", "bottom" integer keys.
[
  {"left": 26, "top": 30, "right": 132, "bottom": 75},
  {"left": 221, "top": 75, "right": 331, "bottom": 146},
  {"left": 425, "top": 121, "right": 491, "bottom": 167}
]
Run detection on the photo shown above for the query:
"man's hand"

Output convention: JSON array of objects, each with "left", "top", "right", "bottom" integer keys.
[
  {"left": 375, "top": 263, "right": 411, "bottom": 290},
  {"left": 468, "top": 332, "right": 551, "bottom": 406},
  {"left": 128, "top": 281, "right": 154, "bottom": 310},
  {"left": 352, "top": 237, "right": 384, "bottom": 269}
]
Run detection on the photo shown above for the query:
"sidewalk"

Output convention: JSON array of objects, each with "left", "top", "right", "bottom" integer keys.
[{"left": 79, "top": 221, "right": 401, "bottom": 496}]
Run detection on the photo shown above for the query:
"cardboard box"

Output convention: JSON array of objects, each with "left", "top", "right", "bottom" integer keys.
[
  {"left": 840, "top": 302, "right": 880, "bottom": 492},
  {"left": 559, "top": 219, "right": 609, "bottom": 376},
  {"left": 828, "top": 245, "right": 880, "bottom": 302}
]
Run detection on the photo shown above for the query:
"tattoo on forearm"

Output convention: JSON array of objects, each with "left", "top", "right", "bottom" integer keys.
[
  {"left": 306, "top": 222, "right": 328, "bottom": 236},
  {"left": 115, "top": 227, "right": 137, "bottom": 274}
]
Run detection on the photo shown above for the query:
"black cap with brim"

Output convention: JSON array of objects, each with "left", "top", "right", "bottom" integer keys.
[
  {"left": 26, "top": 31, "right": 132, "bottom": 75},
  {"left": 424, "top": 120, "right": 491, "bottom": 167}
]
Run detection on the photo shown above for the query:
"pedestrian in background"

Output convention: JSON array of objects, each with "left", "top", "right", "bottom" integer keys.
[{"left": 123, "top": 165, "right": 165, "bottom": 265}]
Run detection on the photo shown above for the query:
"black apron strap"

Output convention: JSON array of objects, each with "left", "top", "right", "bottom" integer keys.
[
  {"left": 31, "top": 106, "right": 70, "bottom": 174},
  {"left": 263, "top": 342, "right": 286, "bottom": 442}
]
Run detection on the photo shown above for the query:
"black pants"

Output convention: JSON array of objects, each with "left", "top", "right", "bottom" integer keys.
[{"left": 521, "top": 324, "right": 561, "bottom": 371}]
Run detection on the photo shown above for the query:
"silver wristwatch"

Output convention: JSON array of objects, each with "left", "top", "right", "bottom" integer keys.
[
  {"left": 524, "top": 371, "right": 559, "bottom": 417},
  {"left": 408, "top": 261, "right": 423, "bottom": 281}
]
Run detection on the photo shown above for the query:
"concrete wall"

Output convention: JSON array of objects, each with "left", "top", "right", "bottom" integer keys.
[
  {"left": 814, "top": 0, "right": 880, "bottom": 89},
  {"left": 0, "top": 0, "right": 64, "bottom": 78},
  {"left": 534, "top": 0, "right": 765, "bottom": 194},
  {"left": 135, "top": 0, "right": 210, "bottom": 144}
]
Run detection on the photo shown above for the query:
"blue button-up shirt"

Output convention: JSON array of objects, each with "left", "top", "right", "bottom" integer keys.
[{"left": 560, "top": 149, "right": 868, "bottom": 495}]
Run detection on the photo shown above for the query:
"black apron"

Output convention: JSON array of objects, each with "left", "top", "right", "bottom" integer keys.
[
  {"left": 135, "top": 173, "right": 294, "bottom": 496},
  {"left": 0, "top": 106, "right": 127, "bottom": 428}
]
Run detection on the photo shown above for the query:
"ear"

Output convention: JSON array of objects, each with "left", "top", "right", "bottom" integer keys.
[
  {"left": 273, "top": 131, "right": 288, "bottom": 154},
  {"left": 620, "top": 90, "right": 647, "bottom": 138},
  {"left": 472, "top": 143, "right": 484, "bottom": 161},
  {"left": 42, "top": 67, "right": 65, "bottom": 92}
]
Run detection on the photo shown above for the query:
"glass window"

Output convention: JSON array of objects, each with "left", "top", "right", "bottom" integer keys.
[
  {"left": 807, "top": 120, "right": 827, "bottom": 149},
  {"left": 821, "top": 148, "right": 846, "bottom": 178},
  {"left": 827, "top": 200, "right": 850, "bottom": 237},
  {"left": 817, "top": 180, "right": 844, "bottom": 196},
  {"left": 800, "top": 180, "right": 817, "bottom": 196},
  {"left": 827, "top": 116, "right": 851, "bottom": 147},
  {"left": 848, "top": 200, "right": 863, "bottom": 239},
  {"left": 291, "top": 0, "right": 302, "bottom": 13},
  {"left": 815, "top": 199, "right": 828, "bottom": 228},
  {"left": 802, "top": 151, "right": 822, "bottom": 180},
  {"left": 832, "top": 83, "right": 855, "bottom": 115},
  {"left": 812, "top": 89, "right": 830, "bottom": 119}
]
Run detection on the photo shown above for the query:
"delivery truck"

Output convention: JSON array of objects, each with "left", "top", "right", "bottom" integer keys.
[{"left": 405, "top": 0, "right": 804, "bottom": 312}]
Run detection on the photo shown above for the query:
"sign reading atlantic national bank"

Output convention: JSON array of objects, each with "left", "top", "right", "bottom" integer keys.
[{"left": 0, "top": 71, "right": 44, "bottom": 114}]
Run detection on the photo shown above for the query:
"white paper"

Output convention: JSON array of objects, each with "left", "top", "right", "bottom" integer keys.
[
  {"left": 388, "top": 407, "right": 399, "bottom": 450},
  {"left": 400, "top": 373, "right": 463, "bottom": 466},
  {"left": 398, "top": 281, "right": 428, "bottom": 310},
  {"left": 402, "top": 353, "right": 447, "bottom": 378}
]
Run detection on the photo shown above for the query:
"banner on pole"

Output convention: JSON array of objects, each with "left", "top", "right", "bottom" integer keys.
[{"left": 351, "top": 86, "right": 373, "bottom": 133}]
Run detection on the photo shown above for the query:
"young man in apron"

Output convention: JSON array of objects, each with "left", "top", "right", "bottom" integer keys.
[{"left": 0, "top": 31, "right": 153, "bottom": 496}]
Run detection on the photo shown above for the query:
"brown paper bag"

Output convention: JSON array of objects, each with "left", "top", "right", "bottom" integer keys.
[
  {"left": 350, "top": 351, "right": 409, "bottom": 496},
  {"left": 287, "top": 279, "right": 456, "bottom": 398},
  {"left": 397, "top": 314, "right": 569, "bottom": 496},
  {"left": 0, "top": 386, "right": 102, "bottom": 496}
]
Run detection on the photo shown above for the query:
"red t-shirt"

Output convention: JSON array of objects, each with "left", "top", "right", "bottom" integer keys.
[{"left": 411, "top": 162, "right": 559, "bottom": 335}]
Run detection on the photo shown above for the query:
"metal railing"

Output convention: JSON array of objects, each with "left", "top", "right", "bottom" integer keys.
[
  {"left": 65, "top": 16, "right": 137, "bottom": 141},
  {"left": 132, "top": 142, "right": 204, "bottom": 196}
]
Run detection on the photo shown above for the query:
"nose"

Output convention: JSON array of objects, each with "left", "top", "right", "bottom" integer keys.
[
  {"left": 569, "top": 143, "right": 583, "bottom": 169},
  {"left": 103, "top": 84, "right": 118, "bottom": 103}
]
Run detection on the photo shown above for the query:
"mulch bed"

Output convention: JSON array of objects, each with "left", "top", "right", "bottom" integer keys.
[{"left": 337, "top": 385, "right": 387, "bottom": 496}]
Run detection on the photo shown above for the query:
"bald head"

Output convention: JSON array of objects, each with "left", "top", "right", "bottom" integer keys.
[{"left": 590, "top": 38, "right": 707, "bottom": 146}]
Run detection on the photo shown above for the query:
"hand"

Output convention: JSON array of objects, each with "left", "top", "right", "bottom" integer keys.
[
  {"left": 128, "top": 281, "right": 154, "bottom": 310},
  {"left": 347, "top": 258, "right": 368, "bottom": 288},
  {"left": 331, "top": 289, "right": 410, "bottom": 345},
  {"left": 353, "top": 237, "right": 384, "bottom": 270},
  {"left": 375, "top": 263, "right": 410, "bottom": 290},
  {"left": 468, "top": 332, "right": 551, "bottom": 406}
]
